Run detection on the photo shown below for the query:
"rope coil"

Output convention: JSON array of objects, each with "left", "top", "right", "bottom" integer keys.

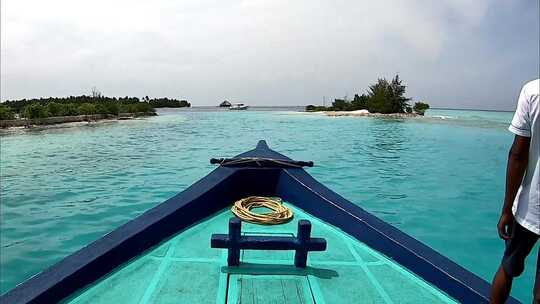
[{"left": 231, "top": 196, "right": 293, "bottom": 225}]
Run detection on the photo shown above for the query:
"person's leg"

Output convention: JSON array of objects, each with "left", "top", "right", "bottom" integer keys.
[
  {"left": 534, "top": 248, "right": 539, "bottom": 304},
  {"left": 490, "top": 222, "right": 538, "bottom": 303},
  {"left": 491, "top": 265, "right": 513, "bottom": 303}
]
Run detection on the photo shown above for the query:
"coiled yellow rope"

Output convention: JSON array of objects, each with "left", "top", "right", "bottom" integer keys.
[{"left": 231, "top": 196, "right": 293, "bottom": 225}]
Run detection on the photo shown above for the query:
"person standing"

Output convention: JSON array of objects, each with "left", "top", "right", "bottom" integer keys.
[{"left": 490, "top": 79, "right": 539, "bottom": 304}]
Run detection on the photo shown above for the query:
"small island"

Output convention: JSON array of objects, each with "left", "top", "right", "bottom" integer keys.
[
  {"left": 306, "top": 75, "right": 430, "bottom": 116},
  {"left": 0, "top": 90, "right": 191, "bottom": 128}
]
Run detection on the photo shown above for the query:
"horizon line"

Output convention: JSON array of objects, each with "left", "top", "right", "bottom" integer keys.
[
  {"left": 189, "top": 105, "right": 515, "bottom": 112},
  {"left": 0, "top": 99, "right": 514, "bottom": 113}
]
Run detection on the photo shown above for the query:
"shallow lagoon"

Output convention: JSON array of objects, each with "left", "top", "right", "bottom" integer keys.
[{"left": 1, "top": 108, "right": 537, "bottom": 302}]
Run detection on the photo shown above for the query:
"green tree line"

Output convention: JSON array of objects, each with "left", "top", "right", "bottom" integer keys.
[
  {"left": 0, "top": 94, "right": 189, "bottom": 120},
  {"left": 142, "top": 96, "right": 191, "bottom": 108},
  {"left": 306, "top": 75, "right": 430, "bottom": 115},
  {"left": 3, "top": 95, "right": 142, "bottom": 114}
]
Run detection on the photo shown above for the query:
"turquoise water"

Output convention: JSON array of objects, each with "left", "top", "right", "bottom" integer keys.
[{"left": 1, "top": 108, "right": 538, "bottom": 302}]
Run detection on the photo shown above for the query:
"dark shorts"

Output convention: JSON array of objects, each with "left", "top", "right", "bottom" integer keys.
[{"left": 501, "top": 221, "right": 539, "bottom": 278}]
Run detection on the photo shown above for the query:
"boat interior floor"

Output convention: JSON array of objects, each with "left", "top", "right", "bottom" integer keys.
[{"left": 63, "top": 204, "right": 457, "bottom": 304}]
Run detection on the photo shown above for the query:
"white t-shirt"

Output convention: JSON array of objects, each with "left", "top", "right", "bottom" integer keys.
[{"left": 508, "top": 79, "right": 539, "bottom": 235}]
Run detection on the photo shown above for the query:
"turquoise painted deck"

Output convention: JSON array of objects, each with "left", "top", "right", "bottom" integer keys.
[{"left": 64, "top": 205, "right": 457, "bottom": 304}]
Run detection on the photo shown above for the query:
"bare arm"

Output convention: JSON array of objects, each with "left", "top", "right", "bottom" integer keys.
[{"left": 497, "top": 135, "right": 530, "bottom": 240}]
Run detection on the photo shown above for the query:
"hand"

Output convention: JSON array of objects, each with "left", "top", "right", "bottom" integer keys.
[{"left": 497, "top": 212, "right": 514, "bottom": 240}]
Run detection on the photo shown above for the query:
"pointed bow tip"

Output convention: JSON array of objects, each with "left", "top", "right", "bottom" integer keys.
[{"left": 256, "top": 140, "right": 269, "bottom": 150}]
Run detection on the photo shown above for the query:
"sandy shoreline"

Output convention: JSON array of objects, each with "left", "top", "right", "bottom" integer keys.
[
  {"left": 309, "top": 110, "right": 421, "bottom": 118},
  {"left": 0, "top": 112, "right": 157, "bottom": 132}
]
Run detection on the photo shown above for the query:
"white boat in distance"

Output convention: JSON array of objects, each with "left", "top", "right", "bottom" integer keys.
[{"left": 229, "top": 103, "right": 249, "bottom": 110}]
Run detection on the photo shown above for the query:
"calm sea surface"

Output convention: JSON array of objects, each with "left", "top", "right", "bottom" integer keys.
[{"left": 1, "top": 107, "right": 538, "bottom": 302}]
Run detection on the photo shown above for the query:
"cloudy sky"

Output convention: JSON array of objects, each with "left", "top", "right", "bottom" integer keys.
[{"left": 1, "top": 0, "right": 538, "bottom": 110}]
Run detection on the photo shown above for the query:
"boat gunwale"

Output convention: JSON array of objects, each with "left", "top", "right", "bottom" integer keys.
[
  {"left": 0, "top": 166, "right": 243, "bottom": 303},
  {"left": 276, "top": 168, "right": 517, "bottom": 303},
  {"left": 0, "top": 140, "right": 519, "bottom": 304}
]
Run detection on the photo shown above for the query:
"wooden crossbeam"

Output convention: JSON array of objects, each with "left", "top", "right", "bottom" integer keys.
[{"left": 211, "top": 217, "right": 327, "bottom": 268}]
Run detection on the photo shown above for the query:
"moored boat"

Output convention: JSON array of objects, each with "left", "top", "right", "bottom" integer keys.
[
  {"left": 1, "top": 141, "right": 519, "bottom": 303},
  {"left": 229, "top": 103, "right": 249, "bottom": 110}
]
